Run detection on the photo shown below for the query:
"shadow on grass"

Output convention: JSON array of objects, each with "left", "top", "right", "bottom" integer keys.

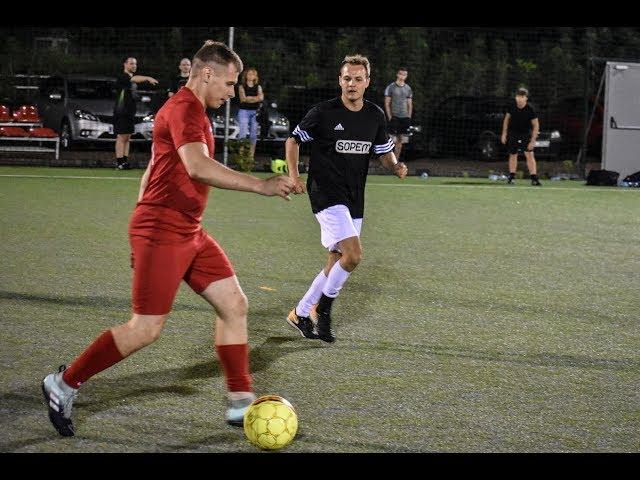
[
  {"left": 249, "top": 284, "right": 637, "bottom": 372},
  {"left": 0, "top": 336, "right": 323, "bottom": 451},
  {"left": 0, "top": 291, "right": 211, "bottom": 313},
  {"left": 252, "top": 287, "right": 638, "bottom": 371},
  {"left": 0, "top": 430, "right": 244, "bottom": 453},
  {"left": 165, "top": 430, "right": 316, "bottom": 452},
  {"left": 345, "top": 338, "right": 639, "bottom": 371}
]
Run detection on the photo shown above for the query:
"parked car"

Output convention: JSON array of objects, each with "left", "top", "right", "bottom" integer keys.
[
  {"left": 257, "top": 100, "right": 290, "bottom": 142},
  {"left": 545, "top": 96, "right": 603, "bottom": 157},
  {"left": 34, "top": 74, "right": 156, "bottom": 149},
  {"left": 207, "top": 107, "right": 240, "bottom": 140},
  {"left": 425, "top": 96, "right": 562, "bottom": 160},
  {"left": 209, "top": 97, "right": 289, "bottom": 142}
]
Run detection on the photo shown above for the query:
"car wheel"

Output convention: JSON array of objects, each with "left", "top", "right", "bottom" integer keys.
[
  {"left": 477, "top": 134, "right": 498, "bottom": 161},
  {"left": 60, "top": 119, "right": 74, "bottom": 150}
]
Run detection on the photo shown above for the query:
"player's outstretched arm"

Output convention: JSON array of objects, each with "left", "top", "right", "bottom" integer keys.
[
  {"left": 285, "top": 137, "right": 306, "bottom": 194},
  {"left": 178, "top": 142, "right": 294, "bottom": 200},
  {"left": 131, "top": 75, "right": 158, "bottom": 85},
  {"left": 379, "top": 152, "right": 408, "bottom": 179}
]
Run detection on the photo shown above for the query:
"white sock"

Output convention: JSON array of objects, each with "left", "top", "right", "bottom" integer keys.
[
  {"left": 296, "top": 270, "right": 328, "bottom": 317},
  {"left": 322, "top": 261, "right": 351, "bottom": 298}
]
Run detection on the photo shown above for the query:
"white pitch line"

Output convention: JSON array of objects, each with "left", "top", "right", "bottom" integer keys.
[
  {"left": 0, "top": 174, "right": 139, "bottom": 181},
  {"left": 0, "top": 174, "right": 637, "bottom": 193},
  {"left": 368, "top": 183, "right": 638, "bottom": 192}
]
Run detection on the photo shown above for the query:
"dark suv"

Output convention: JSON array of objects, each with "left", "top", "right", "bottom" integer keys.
[
  {"left": 545, "top": 96, "right": 603, "bottom": 157},
  {"left": 426, "top": 96, "right": 562, "bottom": 160},
  {"left": 35, "top": 75, "right": 157, "bottom": 149}
]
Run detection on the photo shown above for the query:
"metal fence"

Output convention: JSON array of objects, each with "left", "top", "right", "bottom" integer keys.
[{"left": 1, "top": 26, "right": 639, "bottom": 174}]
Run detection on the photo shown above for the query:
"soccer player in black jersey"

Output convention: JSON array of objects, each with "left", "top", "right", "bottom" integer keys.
[
  {"left": 501, "top": 87, "right": 542, "bottom": 186},
  {"left": 284, "top": 54, "right": 408, "bottom": 343}
]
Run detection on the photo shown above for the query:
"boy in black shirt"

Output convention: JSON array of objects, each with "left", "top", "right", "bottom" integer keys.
[
  {"left": 284, "top": 54, "right": 408, "bottom": 342},
  {"left": 501, "top": 87, "right": 542, "bottom": 186}
]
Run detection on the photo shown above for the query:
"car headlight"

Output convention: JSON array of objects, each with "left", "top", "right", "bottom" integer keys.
[
  {"left": 213, "top": 115, "right": 237, "bottom": 126},
  {"left": 142, "top": 114, "right": 154, "bottom": 122},
  {"left": 73, "top": 110, "right": 98, "bottom": 121},
  {"left": 550, "top": 130, "right": 561, "bottom": 139}
]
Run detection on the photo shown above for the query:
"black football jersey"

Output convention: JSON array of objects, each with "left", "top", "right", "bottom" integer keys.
[
  {"left": 507, "top": 100, "right": 537, "bottom": 134},
  {"left": 291, "top": 97, "right": 393, "bottom": 218}
]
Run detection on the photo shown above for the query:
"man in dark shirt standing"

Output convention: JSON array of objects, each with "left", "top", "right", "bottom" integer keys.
[
  {"left": 284, "top": 54, "right": 408, "bottom": 343},
  {"left": 114, "top": 57, "right": 158, "bottom": 170},
  {"left": 167, "top": 58, "right": 191, "bottom": 98},
  {"left": 501, "top": 87, "right": 541, "bottom": 186}
]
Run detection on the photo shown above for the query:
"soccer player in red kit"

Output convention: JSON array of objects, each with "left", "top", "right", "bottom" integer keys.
[{"left": 41, "top": 40, "right": 295, "bottom": 437}]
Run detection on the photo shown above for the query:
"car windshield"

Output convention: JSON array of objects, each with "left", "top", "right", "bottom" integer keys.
[{"left": 68, "top": 80, "right": 115, "bottom": 99}]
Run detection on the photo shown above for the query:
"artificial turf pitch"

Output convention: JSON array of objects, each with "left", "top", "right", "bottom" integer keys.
[{"left": 1, "top": 166, "right": 638, "bottom": 452}]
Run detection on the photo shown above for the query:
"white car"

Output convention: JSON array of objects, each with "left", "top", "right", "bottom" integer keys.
[
  {"left": 210, "top": 113, "right": 239, "bottom": 140},
  {"left": 35, "top": 74, "right": 156, "bottom": 149},
  {"left": 209, "top": 101, "right": 290, "bottom": 142}
]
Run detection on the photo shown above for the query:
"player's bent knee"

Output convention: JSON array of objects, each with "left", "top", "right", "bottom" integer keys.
[
  {"left": 343, "top": 250, "right": 363, "bottom": 269},
  {"left": 219, "top": 291, "right": 249, "bottom": 319},
  {"left": 235, "top": 292, "right": 249, "bottom": 317}
]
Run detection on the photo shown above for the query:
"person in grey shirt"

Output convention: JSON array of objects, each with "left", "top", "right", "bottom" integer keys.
[{"left": 384, "top": 67, "right": 413, "bottom": 160}]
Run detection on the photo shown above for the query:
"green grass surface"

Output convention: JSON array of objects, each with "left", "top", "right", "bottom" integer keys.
[{"left": 1, "top": 166, "right": 638, "bottom": 452}]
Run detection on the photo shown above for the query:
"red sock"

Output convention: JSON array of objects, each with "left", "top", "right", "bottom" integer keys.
[
  {"left": 62, "top": 330, "right": 125, "bottom": 389},
  {"left": 216, "top": 343, "right": 252, "bottom": 392}
]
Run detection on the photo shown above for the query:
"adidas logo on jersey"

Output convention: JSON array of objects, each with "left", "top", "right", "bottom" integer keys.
[{"left": 334, "top": 123, "right": 345, "bottom": 131}]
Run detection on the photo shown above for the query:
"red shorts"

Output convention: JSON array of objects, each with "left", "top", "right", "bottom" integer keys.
[{"left": 129, "top": 229, "right": 234, "bottom": 315}]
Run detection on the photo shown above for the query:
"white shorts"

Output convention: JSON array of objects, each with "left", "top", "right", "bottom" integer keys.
[{"left": 314, "top": 204, "right": 363, "bottom": 252}]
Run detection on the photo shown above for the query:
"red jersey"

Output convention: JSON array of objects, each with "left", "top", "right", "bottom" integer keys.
[{"left": 129, "top": 87, "right": 215, "bottom": 237}]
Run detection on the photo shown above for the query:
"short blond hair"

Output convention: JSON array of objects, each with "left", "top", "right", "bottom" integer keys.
[
  {"left": 340, "top": 54, "right": 371, "bottom": 78},
  {"left": 192, "top": 40, "right": 243, "bottom": 73}
]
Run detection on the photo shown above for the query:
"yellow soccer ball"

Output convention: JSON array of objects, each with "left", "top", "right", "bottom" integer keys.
[
  {"left": 243, "top": 395, "right": 298, "bottom": 450},
  {"left": 270, "top": 159, "right": 288, "bottom": 174}
]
